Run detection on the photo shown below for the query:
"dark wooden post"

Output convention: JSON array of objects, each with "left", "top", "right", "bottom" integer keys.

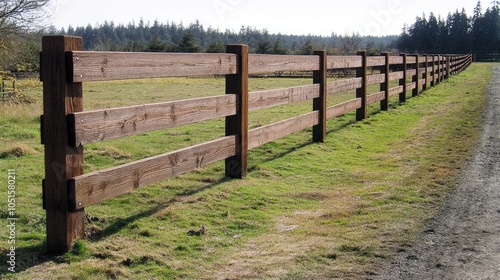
[
  {"left": 41, "top": 36, "right": 85, "bottom": 254},
  {"left": 313, "top": 50, "right": 327, "bottom": 142},
  {"left": 225, "top": 44, "right": 249, "bottom": 179},
  {"left": 445, "top": 55, "right": 451, "bottom": 79},
  {"left": 423, "top": 55, "right": 428, "bottom": 91},
  {"left": 399, "top": 53, "right": 407, "bottom": 104},
  {"left": 439, "top": 55, "right": 444, "bottom": 83},
  {"left": 431, "top": 55, "right": 436, "bottom": 87},
  {"left": 380, "top": 53, "right": 390, "bottom": 111},
  {"left": 356, "top": 51, "right": 367, "bottom": 121},
  {"left": 412, "top": 55, "right": 419, "bottom": 97}
]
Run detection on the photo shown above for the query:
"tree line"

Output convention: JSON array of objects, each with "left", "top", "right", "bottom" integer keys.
[
  {"left": 398, "top": 1, "right": 500, "bottom": 54},
  {"left": 57, "top": 20, "right": 396, "bottom": 56},
  {"left": 1, "top": 0, "right": 498, "bottom": 73}
]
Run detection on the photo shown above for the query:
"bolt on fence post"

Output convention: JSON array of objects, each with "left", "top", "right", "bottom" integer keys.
[
  {"left": 399, "top": 53, "right": 407, "bottom": 104},
  {"left": 41, "top": 35, "right": 85, "bottom": 254},
  {"left": 313, "top": 50, "right": 327, "bottom": 142},
  {"left": 225, "top": 44, "right": 249, "bottom": 179},
  {"left": 356, "top": 51, "right": 367, "bottom": 121},
  {"left": 380, "top": 53, "right": 390, "bottom": 111}
]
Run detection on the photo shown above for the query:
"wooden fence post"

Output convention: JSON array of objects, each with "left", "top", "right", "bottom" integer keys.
[
  {"left": 440, "top": 55, "right": 445, "bottom": 83},
  {"left": 41, "top": 36, "right": 85, "bottom": 254},
  {"left": 423, "top": 55, "right": 428, "bottom": 91},
  {"left": 431, "top": 55, "right": 436, "bottom": 87},
  {"left": 225, "top": 44, "right": 249, "bottom": 179},
  {"left": 445, "top": 56, "right": 451, "bottom": 79},
  {"left": 412, "top": 54, "right": 419, "bottom": 97},
  {"left": 399, "top": 53, "right": 407, "bottom": 104},
  {"left": 356, "top": 51, "right": 367, "bottom": 121},
  {"left": 380, "top": 53, "right": 390, "bottom": 111},
  {"left": 313, "top": 50, "right": 327, "bottom": 142}
]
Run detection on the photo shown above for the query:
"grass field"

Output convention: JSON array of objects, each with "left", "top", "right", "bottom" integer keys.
[{"left": 0, "top": 63, "right": 494, "bottom": 279}]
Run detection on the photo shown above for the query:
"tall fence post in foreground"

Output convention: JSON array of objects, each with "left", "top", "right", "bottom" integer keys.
[
  {"left": 313, "top": 50, "right": 327, "bottom": 142},
  {"left": 399, "top": 53, "right": 407, "bottom": 104},
  {"left": 356, "top": 51, "right": 368, "bottom": 121},
  {"left": 41, "top": 36, "right": 85, "bottom": 254},
  {"left": 225, "top": 45, "right": 249, "bottom": 178},
  {"left": 380, "top": 53, "right": 390, "bottom": 111}
]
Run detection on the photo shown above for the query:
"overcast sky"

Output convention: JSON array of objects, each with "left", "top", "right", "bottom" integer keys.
[{"left": 49, "top": 0, "right": 484, "bottom": 36}]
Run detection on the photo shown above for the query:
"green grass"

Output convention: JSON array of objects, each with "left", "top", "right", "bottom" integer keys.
[{"left": 0, "top": 63, "right": 495, "bottom": 279}]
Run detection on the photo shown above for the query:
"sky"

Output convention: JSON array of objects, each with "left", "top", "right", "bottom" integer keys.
[{"left": 49, "top": 0, "right": 484, "bottom": 36}]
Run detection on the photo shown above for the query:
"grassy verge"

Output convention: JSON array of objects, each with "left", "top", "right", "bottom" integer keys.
[{"left": 0, "top": 63, "right": 494, "bottom": 279}]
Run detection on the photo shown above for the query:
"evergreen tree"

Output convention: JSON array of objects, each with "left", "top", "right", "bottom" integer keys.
[{"left": 177, "top": 32, "right": 201, "bottom": 53}]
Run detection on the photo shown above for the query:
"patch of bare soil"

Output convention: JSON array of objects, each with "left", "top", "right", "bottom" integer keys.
[{"left": 377, "top": 66, "right": 500, "bottom": 280}]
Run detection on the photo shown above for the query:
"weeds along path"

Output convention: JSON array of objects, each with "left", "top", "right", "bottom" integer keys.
[{"left": 378, "top": 65, "right": 500, "bottom": 279}]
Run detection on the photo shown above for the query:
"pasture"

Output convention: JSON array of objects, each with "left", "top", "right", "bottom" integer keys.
[{"left": 0, "top": 63, "right": 493, "bottom": 279}]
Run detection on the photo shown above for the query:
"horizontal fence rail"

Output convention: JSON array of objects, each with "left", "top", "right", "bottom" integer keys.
[{"left": 40, "top": 35, "right": 473, "bottom": 253}]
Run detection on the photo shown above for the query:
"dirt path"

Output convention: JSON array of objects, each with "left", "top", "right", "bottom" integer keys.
[{"left": 378, "top": 65, "right": 500, "bottom": 280}]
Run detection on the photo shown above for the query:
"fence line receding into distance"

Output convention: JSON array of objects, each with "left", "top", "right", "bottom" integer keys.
[{"left": 40, "top": 35, "right": 472, "bottom": 253}]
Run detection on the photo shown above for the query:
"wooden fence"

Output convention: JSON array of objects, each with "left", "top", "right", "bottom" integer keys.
[
  {"left": 40, "top": 35, "right": 472, "bottom": 253},
  {"left": 0, "top": 79, "right": 16, "bottom": 99}
]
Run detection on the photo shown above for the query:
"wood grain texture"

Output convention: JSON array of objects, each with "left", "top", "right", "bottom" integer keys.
[
  {"left": 70, "top": 51, "right": 238, "bottom": 82},
  {"left": 406, "top": 56, "right": 417, "bottom": 64},
  {"left": 407, "top": 69, "right": 417, "bottom": 76},
  {"left": 389, "top": 56, "right": 404, "bottom": 64},
  {"left": 41, "top": 36, "right": 85, "bottom": 254},
  {"left": 225, "top": 44, "right": 249, "bottom": 178},
  {"left": 71, "top": 95, "right": 237, "bottom": 146},
  {"left": 248, "top": 84, "right": 320, "bottom": 111},
  {"left": 69, "top": 136, "right": 236, "bottom": 210},
  {"left": 367, "top": 91, "right": 386, "bottom": 105},
  {"left": 367, "top": 74, "right": 385, "bottom": 86},
  {"left": 389, "top": 86, "right": 404, "bottom": 97},
  {"left": 248, "top": 54, "right": 319, "bottom": 74},
  {"left": 327, "top": 78, "right": 362, "bottom": 95},
  {"left": 326, "top": 98, "right": 362, "bottom": 120},
  {"left": 248, "top": 112, "right": 319, "bottom": 150},
  {"left": 367, "top": 56, "right": 386, "bottom": 67},
  {"left": 389, "top": 71, "right": 404, "bottom": 81},
  {"left": 327, "top": 56, "right": 362, "bottom": 69}
]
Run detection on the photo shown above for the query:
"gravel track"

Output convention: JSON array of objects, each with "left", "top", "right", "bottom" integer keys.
[{"left": 378, "top": 65, "right": 500, "bottom": 280}]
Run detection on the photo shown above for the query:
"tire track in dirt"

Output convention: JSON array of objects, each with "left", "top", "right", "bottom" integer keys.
[{"left": 377, "top": 65, "right": 500, "bottom": 280}]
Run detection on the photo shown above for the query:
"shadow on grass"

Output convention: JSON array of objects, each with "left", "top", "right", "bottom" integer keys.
[{"left": 2, "top": 101, "right": 398, "bottom": 274}]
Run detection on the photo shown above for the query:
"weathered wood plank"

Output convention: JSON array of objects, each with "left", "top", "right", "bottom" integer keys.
[
  {"left": 407, "top": 82, "right": 416, "bottom": 91},
  {"left": 327, "top": 78, "right": 362, "bottom": 95},
  {"left": 389, "top": 56, "right": 404, "bottom": 64},
  {"left": 248, "top": 112, "right": 319, "bottom": 150},
  {"left": 367, "top": 56, "right": 386, "bottom": 67},
  {"left": 389, "top": 71, "right": 404, "bottom": 81},
  {"left": 367, "top": 73, "right": 385, "bottom": 86},
  {"left": 406, "top": 56, "right": 417, "bottom": 64},
  {"left": 71, "top": 95, "right": 237, "bottom": 146},
  {"left": 389, "top": 86, "right": 404, "bottom": 97},
  {"left": 407, "top": 69, "right": 417, "bottom": 76},
  {"left": 69, "top": 136, "right": 237, "bottom": 211},
  {"left": 367, "top": 91, "right": 385, "bottom": 105},
  {"left": 70, "top": 51, "right": 238, "bottom": 82},
  {"left": 327, "top": 56, "right": 362, "bottom": 69},
  {"left": 326, "top": 98, "right": 362, "bottom": 120},
  {"left": 419, "top": 79, "right": 426, "bottom": 86},
  {"left": 248, "top": 84, "right": 320, "bottom": 111},
  {"left": 248, "top": 54, "right": 319, "bottom": 74}
]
